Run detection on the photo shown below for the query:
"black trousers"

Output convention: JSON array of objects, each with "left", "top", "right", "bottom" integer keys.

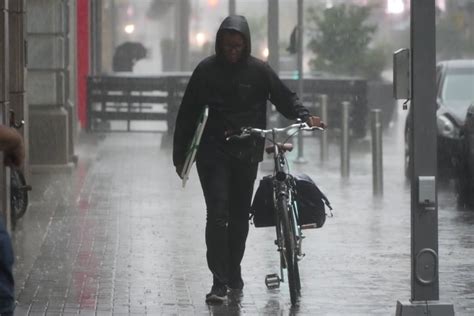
[
  {"left": 0, "top": 218, "right": 14, "bottom": 315},
  {"left": 196, "top": 151, "right": 258, "bottom": 287}
]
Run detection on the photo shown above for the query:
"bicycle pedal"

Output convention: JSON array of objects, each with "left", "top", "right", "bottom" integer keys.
[{"left": 265, "top": 273, "right": 280, "bottom": 289}]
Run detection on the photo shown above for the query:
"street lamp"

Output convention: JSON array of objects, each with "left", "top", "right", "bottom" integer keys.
[
  {"left": 386, "top": 0, "right": 405, "bottom": 14},
  {"left": 124, "top": 24, "right": 135, "bottom": 34},
  {"left": 208, "top": 0, "right": 218, "bottom": 8}
]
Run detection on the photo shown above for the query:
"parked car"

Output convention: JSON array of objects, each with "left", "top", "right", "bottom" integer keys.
[
  {"left": 455, "top": 104, "right": 474, "bottom": 207},
  {"left": 405, "top": 59, "right": 474, "bottom": 179}
]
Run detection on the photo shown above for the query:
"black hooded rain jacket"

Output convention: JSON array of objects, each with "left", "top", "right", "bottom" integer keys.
[{"left": 173, "top": 15, "right": 309, "bottom": 166}]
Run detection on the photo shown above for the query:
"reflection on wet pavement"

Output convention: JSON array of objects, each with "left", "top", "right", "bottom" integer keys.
[{"left": 10, "top": 111, "right": 474, "bottom": 315}]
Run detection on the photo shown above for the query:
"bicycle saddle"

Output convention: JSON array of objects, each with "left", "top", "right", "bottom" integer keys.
[{"left": 265, "top": 143, "right": 294, "bottom": 154}]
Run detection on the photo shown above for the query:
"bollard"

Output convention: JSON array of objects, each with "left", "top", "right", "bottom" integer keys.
[
  {"left": 320, "top": 94, "right": 328, "bottom": 162},
  {"left": 295, "top": 126, "right": 307, "bottom": 164},
  {"left": 341, "top": 101, "right": 350, "bottom": 177},
  {"left": 371, "top": 109, "right": 383, "bottom": 196}
]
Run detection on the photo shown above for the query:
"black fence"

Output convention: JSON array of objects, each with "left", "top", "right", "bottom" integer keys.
[
  {"left": 87, "top": 74, "right": 369, "bottom": 141},
  {"left": 87, "top": 74, "right": 188, "bottom": 132}
]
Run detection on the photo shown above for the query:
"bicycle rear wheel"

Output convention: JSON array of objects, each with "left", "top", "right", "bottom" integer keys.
[
  {"left": 10, "top": 168, "right": 29, "bottom": 229},
  {"left": 277, "top": 195, "right": 299, "bottom": 305}
]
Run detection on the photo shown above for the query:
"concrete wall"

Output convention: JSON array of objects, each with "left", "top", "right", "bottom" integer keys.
[
  {"left": 9, "top": 0, "right": 28, "bottom": 176},
  {"left": 26, "top": 0, "right": 75, "bottom": 170}
]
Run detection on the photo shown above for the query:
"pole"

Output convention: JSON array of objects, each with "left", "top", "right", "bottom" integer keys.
[
  {"left": 267, "top": 0, "right": 279, "bottom": 73},
  {"left": 295, "top": 0, "right": 306, "bottom": 163},
  {"left": 320, "top": 94, "right": 328, "bottom": 162},
  {"left": 180, "top": 0, "right": 190, "bottom": 71},
  {"left": 371, "top": 109, "right": 383, "bottom": 196},
  {"left": 90, "top": 0, "right": 102, "bottom": 75},
  {"left": 229, "top": 0, "right": 236, "bottom": 15},
  {"left": 410, "top": 0, "right": 438, "bottom": 301},
  {"left": 266, "top": 0, "right": 279, "bottom": 126},
  {"left": 111, "top": 0, "right": 117, "bottom": 53},
  {"left": 341, "top": 101, "right": 350, "bottom": 178},
  {"left": 396, "top": 0, "right": 454, "bottom": 314}
]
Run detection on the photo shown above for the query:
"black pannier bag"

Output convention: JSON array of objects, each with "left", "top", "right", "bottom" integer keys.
[
  {"left": 251, "top": 174, "right": 332, "bottom": 228},
  {"left": 293, "top": 174, "right": 332, "bottom": 228},
  {"left": 251, "top": 175, "right": 275, "bottom": 227}
]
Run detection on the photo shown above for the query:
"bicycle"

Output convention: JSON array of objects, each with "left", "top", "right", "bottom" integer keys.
[
  {"left": 227, "top": 120, "right": 326, "bottom": 305},
  {"left": 9, "top": 109, "right": 31, "bottom": 229}
]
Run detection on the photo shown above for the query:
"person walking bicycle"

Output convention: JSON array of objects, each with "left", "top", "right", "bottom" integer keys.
[{"left": 173, "top": 15, "right": 324, "bottom": 303}]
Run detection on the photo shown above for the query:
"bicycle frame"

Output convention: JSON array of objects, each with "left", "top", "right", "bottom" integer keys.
[{"left": 268, "top": 130, "right": 303, "bottom": 283}]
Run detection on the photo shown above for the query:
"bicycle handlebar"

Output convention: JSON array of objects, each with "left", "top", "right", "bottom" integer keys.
[{"left": 226, "top": 122, "right": 324, "bottom": 141}]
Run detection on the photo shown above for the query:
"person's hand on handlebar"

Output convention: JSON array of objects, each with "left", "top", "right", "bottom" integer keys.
[{"left": 305, "top": 115, "right": 326, "bottom": 129}]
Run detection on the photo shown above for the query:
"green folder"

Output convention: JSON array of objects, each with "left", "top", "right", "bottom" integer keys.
[{"left": 181, "top": 105, "right": 209, "bottom": 187}]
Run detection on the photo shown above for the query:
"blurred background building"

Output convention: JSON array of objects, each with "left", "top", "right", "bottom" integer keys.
[
  {"left": 0, "top": 0, "right": 473, "bottom": 223},
  {"left": 93, "top": 0, "right": 473, "bottom": 76}
]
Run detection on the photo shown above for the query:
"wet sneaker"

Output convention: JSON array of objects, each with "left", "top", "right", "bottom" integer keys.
[
  {"left": 227, "top": 277, "right": 244, "bottom": 291},
  {"left": 205, "top": 285, "right": 228, "bottom": 303}
]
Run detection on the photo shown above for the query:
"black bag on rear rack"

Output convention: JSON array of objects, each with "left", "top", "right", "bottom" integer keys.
[
  {"left": 250, "top": 174, "right": 331, "bottom": 228},
  {"left": 292, "top": 174, "right": 331, "bottom": 228},
  {"left": 250, "top": 175, "right": 275, "bottom": 227}
]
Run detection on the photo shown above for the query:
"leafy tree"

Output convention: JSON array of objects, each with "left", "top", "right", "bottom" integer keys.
[
  {"left": 307, "top": 4, "right": 385, "bottom": 80},
  {"left": 436, "top": 12, "right": 474, "bottom": 60}
]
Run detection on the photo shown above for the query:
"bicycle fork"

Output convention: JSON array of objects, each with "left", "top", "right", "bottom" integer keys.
[{"left": 291, "top": 198, "right": 305, "bottom": 260}]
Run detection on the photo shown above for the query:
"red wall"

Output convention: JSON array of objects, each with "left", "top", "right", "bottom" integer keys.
[{"left": 77, "top": 0, "right": 89, "bottom": 129}]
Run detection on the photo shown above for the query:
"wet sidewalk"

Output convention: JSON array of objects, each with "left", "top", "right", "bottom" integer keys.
[{"left": 10, "top": 118, "right": 474, "bottom": 315}]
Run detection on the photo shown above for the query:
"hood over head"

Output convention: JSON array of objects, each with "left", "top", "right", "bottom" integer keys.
[{"left": 215, "top": 15, "right": 251, "bottom": 60}]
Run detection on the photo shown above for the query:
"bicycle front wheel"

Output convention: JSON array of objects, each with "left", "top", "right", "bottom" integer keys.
[{"left": 277, "top": 195, "right": 299, "bottom": 305}]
